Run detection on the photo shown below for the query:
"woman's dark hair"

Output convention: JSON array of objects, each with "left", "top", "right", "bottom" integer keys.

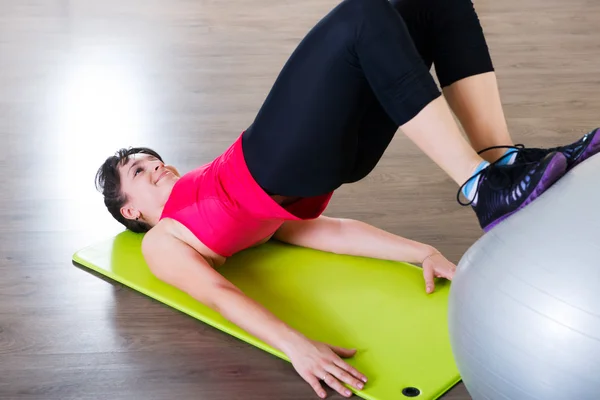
[{"left": 95, "top": 147, "right": 164, "bottom": 233}]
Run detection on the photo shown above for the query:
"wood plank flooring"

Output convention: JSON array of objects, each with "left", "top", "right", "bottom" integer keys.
[{"left": 1, "top": 0, "right": 599, "bottom": 398}]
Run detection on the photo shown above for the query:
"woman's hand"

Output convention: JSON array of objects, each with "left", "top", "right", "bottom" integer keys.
[
  {"left": 285, "top": 337, "right": 367, "bottom": 398},
  {"left": 421, "top": 251, "right": 456, "bottom": 294},
  {"left": 144, "top": 225, "right": 366, "bottom": 398}
]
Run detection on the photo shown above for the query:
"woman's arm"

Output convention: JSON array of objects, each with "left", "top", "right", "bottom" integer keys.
[
  {"left": 274, "top": 216, "right": 436, "bottom": 264},
  {"left": 274, "top": 216, "right": 456, "bottom": 293},
  {"left": 141, "top": 227, "right": 367, "bottom": 399}
]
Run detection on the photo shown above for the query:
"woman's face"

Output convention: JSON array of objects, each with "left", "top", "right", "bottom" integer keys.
[{"left": 118, "top": 152, "right": 180, "bottom": 224}]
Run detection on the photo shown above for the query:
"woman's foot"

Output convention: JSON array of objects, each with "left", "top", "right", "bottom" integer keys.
[
  {"left": 458, "top": 152, "right": 568, "bottom": 232},
  {"left": 478, "top": 128, "right": 600, "bottom": 171}
]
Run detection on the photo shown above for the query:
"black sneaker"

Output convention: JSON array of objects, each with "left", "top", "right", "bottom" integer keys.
[
  {"left": 478, "top": 127, "right": 600, "bottom": 171},
  {"left": 458, "top": 152, "right": 567, "bottom": 232}
]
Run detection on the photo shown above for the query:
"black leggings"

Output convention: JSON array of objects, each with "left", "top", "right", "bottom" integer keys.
[{"left": 242, "top": 0, "right": 494, "bottom": 197}]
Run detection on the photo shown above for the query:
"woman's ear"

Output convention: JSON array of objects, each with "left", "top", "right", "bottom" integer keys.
[{"left": 120, "top": 204, "right": 140, "bottom": 221}]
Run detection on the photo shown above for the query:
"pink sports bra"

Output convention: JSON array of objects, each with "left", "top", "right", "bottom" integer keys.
[{"left": 159, "top": 134, "right": 333, "bottom": 257}]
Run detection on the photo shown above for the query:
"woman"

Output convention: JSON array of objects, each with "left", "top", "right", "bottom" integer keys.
[{"left": 95, "top": 0, "right": 599, "bottom": 397}]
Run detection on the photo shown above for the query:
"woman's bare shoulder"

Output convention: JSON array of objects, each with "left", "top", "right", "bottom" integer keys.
[{"left": 143, "top": 218, "right": 227, "bottom": 268}]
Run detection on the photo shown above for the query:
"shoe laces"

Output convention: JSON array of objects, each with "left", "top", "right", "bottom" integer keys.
[
  {"left": 477, "top": 144, "right": 524, "bottom": 154},
  {"left": 477, "top": 143, "right": 550, "bottom": 164},
  {"left": 456, "top": 151, "right": 537, "bottom": 206}
]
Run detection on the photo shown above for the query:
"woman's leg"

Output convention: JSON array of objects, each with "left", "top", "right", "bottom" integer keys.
[
  {"left": 244, "top": 0, "right": 484, "bottom": 189},
  {"left": 243, "top": 0, "right": 446, "bottom": 197},
  {"left": 403, "top": 0, "right": 514, "bottom": 162},
  {"left": 443, "top": 73, "right": 514, "bottom": 163},
  {"left": 342, "top": 0, "right": 509, "bottom": 182},
  {"left": 243, "top": 0, "right": 567, "bottom": 231},
  {"left": 340, "top": 0, "right": 485, "bottom": 187},
  {"left": 418, "top": 0, "right": 600, "bottom": 170}
]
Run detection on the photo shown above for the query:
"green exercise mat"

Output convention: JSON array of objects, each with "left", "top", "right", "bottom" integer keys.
[{"left": 72, "top": 230, "right": 460, "bottom": 400}]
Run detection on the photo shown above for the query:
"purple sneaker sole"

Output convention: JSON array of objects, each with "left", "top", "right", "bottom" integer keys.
[
  {"left": 483, "top": 153, "right": 567, "bottom": 233},
  {"left": 569, "top": 128, "right": 600, "bottom": 170}
]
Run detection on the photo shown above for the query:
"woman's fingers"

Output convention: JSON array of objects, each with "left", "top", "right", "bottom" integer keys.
[
  {"left": 438, "top": 261, "right": 456, "bottom": 280},
  {"left": 332, "top": 357, "right": 368, "bottom": 385},
  {"left": 307, "top": 375, "right": 327, "bottom": 399},
  {"left": 327, "top": 364, "right": 365, "bottom": 393},
  {"left": 422, "top": 262, "right": 435, "bottom": 293},
  {"left": 294, "top": 341, "right": 367, "bottom": 398},
  {"left": 423, "top": 253, "right": 457, "bottom": 287},
  {"left": 323, "top": 372, "right": 354, "bottom": 398},
  {"left": 328, "top": 345, "right": 367, "bottom": 384},
  {"left": 328, "top": 345, "right": 357, "bottom": 358}
]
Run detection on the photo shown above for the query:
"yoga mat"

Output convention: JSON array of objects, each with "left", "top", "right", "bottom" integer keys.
[{"left": 72, "top": 230, "right": 460, "bottom": 400}]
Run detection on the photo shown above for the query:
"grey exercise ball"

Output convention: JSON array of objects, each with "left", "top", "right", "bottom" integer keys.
[{"left": 448, "top": 152, "right": 600, "bottom": 400}]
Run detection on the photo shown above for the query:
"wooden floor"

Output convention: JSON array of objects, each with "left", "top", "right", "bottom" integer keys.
[{"left": 1, "top": 0, "right": 599, "bottom": 398}]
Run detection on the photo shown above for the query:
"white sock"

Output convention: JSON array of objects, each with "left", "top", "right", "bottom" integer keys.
[{"left": 461, "top": 160, "right": 490, "bottom": 202}]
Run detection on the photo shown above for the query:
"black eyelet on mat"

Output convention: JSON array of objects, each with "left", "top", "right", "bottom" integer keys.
[{"left": 402, "top": 387, "right": 421, "bottom": 397}]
